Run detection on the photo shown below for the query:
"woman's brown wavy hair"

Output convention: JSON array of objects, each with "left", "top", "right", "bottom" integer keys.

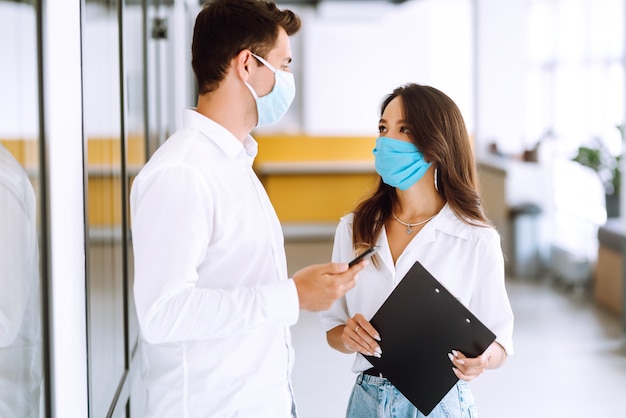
[{"left": 352, "top": 83, "right": 491, "bottom": 256}]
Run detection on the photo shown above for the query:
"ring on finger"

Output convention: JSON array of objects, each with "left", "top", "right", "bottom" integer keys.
[{"left": 355, "top": 325, "right": 360, "bottom": 333}]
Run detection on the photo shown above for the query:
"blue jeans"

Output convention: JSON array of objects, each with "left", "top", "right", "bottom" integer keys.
[{"left": 346, "top": 373, "right": 478, "bottom": 418}]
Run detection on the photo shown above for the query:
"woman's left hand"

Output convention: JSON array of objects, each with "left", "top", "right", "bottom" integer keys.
[{"left": 448, "top": 349, "right": 489, "bottom": 382}]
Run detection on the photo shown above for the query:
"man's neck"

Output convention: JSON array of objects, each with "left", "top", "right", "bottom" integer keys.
[{"left": 196, "top": 87, "right": 254, "bottom": 143}]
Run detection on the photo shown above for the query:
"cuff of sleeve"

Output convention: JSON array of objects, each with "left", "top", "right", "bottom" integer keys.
[
  {"left": 319, "top": 318, "right": 345, "bottom": 333},
  {"left": 497, "top": 338, "right": 515, "bottom": 356},
  {"left": 267, "top": 279, "right": 300, "bottom": 327}
]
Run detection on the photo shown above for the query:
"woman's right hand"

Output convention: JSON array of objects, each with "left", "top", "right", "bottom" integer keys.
[{"left": 342, "top": 313, "right": 382, "bottom": 358}]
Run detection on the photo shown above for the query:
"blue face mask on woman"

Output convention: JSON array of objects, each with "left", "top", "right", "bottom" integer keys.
[
  {"left": 373, "top": 136, "right": 432, "bottom": 190},
  {"left": 244, "top": 53, "right": 296, "bottom": 127}
]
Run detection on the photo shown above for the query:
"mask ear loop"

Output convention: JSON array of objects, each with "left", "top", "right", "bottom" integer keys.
[
  {"left": 243, "top": 51, "right": 275, "bottom": 101},
  {"left": 250, "top": 52, "right": 277, "bottom": 73}
]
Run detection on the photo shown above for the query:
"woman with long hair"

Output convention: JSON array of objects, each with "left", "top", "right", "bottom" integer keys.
[{"left": 320, "top": 83, "right": 514, "bottom": 418}]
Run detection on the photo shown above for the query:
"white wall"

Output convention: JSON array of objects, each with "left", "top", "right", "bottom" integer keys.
[
  {"left": 0, "top": 3, "right": 38, "bottom": 139},
  {"left": 2, "top": 0, "right": 474, "bottom": 141},
  {"left": 6, "top": 0, "right": 622, "bottom": 160},
  {"left": 473, "top": 0, "right": 528, "bottom": 154},
  {"left": 265, "top": 0, "right": 473, "bottom": 136}
]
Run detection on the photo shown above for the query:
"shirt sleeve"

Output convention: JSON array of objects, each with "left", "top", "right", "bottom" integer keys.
[
  {"left": 0, "top": 182, "right": 34, "bottom": 347},
  {"left": 318, "top": 215, "right": 353, "bottom": 332},
  {"left": 131, "top": 165, "right": 299, "bottom": 345},
  {"left": 469, "top": 228, "right": 515, "bottom": 355}
]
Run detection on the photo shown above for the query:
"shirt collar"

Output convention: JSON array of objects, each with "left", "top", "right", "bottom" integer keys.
[
  {"left": 387, "top": 203, "right": 473, "bottom": 251},
  {"left": 377, "top": 203, "right": 475, "bottom": 273},
  {"left": 183, "top": 108, "right": 259, "bottom": 161},
  {"left": 419, "top": 203, "right": 475, "bottom": 244}
]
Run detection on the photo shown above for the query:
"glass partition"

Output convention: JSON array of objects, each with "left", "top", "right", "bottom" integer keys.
[
  {"left": 0, "top": 0, "right": 46, "bottom": 416},
  {"left": 82, "top": 1, "right": 127, "bottom": 416},
  {"left": 124, "top": 0, "right": 147, "bottom": 365},
  {"left": 125, "top": 2, "right": 148, "bottom": 415}
]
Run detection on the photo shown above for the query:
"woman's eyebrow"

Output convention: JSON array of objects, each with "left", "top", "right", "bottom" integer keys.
[{"left": 379, "top": 118, "right": 407, "bottom": 124}]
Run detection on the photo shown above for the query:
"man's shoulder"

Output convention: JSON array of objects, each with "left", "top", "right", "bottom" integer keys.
[{"left": 142, "top": 128, "right": 221, "bottom": 169}]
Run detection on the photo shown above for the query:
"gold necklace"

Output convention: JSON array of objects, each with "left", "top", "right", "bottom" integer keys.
[{"left": 392, "top": 212, "right": 436, "bottom": 235}]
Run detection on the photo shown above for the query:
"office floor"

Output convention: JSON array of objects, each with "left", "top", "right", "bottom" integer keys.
[{"left": 285, "top": 238, "right": 626, "bottom": 418}]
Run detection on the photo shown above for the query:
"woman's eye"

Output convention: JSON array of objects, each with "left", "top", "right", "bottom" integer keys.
[
  {"left": 400, "top": 127, "right": 410, "bottom": 134},
  {"left": 378, "top": 126, "right": 386, "bottom": 133}
]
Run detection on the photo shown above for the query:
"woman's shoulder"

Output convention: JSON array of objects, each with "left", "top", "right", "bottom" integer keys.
[
  {"left": 438, "top": 205, "right": 501, "bottom": 244},
  {"left": 339, "top": 212, "right": 355, "bottom": 224},
  {"left": 334, "top": 213, "right": 354, "bottom": 236}
]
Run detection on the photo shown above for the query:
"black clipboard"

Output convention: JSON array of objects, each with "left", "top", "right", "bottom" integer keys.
[{"left": 363, "top": 261, "right": 496, "bottom": 415}]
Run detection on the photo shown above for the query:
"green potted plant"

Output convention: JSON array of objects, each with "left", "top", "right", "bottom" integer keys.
[{"left": 572, "top": 126, "right": 623, "bottom": 218}]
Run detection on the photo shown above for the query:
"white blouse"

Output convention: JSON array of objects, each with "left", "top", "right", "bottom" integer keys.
[
  {"left": 131, "top": 109, "right": 299, "bottom": 417},
  {"left": 319, "top": 204, "right": 514, "bottom": 374}
]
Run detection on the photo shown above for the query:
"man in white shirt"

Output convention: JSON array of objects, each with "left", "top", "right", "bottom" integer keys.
[
  {"left": 0, "top": 143, "right": 42, "bottom": 417},
  {"left": 130, "top": 1, "right": 365, "bottom": 416}
]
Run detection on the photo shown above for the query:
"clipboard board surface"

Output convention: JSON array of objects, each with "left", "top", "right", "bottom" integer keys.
[{"left": 363, "top": 261, "right": 496, "bottom": 415}]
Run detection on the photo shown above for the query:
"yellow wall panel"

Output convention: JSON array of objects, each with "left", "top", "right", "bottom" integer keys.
[
  {"left": 3, "top": 135, "right": 382, "bottom": 226},
  {"left": 0, "top": 139, "right": 39, "bottom": 167},
  {"left": 254, "top": 135, "right": 379, "bottom": 223},
  {"left": 254, "top": 135, "right": 376, "bottom": 162},
  {"left": 85, "top": 136, "right": 144, "bottom": 228},
  {"left": 87, "top": 177, "right": 123, "bottom": 226},
  {"left": 266, "top": 174, "right": 379, "bottom": 222},
  {"left": 86, "top": 135, "right": 146, "bottom": 166}
]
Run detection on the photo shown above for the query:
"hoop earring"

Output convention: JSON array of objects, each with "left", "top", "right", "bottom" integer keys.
[{"left": 434, "top": 167, "right": 439, "bottom": 192}]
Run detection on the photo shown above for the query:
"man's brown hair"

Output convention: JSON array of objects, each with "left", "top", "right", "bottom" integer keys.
[{"left": 192, "top": 0, "right": 301, "bottom": 95}]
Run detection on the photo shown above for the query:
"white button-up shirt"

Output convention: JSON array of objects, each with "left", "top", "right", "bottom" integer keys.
[
  {"left": 131, "top": 109, "right": 300, "bottom": 417},
  {"left": 320, "top": 205, "right": 514, "bottom": 374}
]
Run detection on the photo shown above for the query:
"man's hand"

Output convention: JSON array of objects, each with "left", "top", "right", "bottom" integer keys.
[{"left": 293, "top": 260, "right": 366, "bottom": 311}]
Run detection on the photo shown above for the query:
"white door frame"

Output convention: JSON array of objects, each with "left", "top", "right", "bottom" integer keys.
[{"left": 41, "top": 1, "right": 89, "bottom": 416}]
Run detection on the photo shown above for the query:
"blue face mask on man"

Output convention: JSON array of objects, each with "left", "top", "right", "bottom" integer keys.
[
  {"left": 244, "top": 53, "right": 295, "bottom": 127},
  {"left": 373, "top": 136, "right": 432, "bottom": 190}
]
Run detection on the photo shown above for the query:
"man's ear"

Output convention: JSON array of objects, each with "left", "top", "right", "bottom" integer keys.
[{"left": 234, "top": 50, "right": 254, "bottom": 81}]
